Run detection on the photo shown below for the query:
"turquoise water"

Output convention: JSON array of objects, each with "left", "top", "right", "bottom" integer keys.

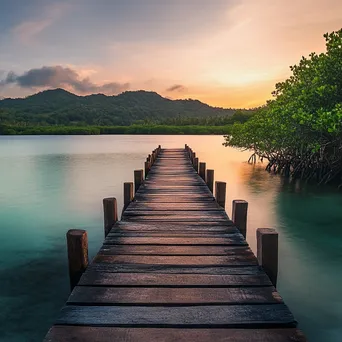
[{"left": 0, "top": 135, "right": 341, "bottom": 341}]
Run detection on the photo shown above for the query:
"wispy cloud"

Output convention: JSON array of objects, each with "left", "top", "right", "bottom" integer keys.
[
  {"left": 12, "top": 2, "right": 71, "bottom": 44},
  {"left": 166, "top": 84, "right": 187, "bottom": 93},
  {"left": 0, "top": 66, "right": 130, "bottom": 95}
]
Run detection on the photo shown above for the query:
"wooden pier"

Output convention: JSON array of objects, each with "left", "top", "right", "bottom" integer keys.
[{"left": 44, "top": 147, "right": 306, "bottom": 342}]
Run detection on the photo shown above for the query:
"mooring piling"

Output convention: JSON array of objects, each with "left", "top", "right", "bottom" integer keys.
[{"left": 66, "top": 229, "right": 88, "bottom": 291}]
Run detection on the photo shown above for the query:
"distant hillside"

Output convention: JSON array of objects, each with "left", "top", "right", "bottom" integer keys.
[{"left": 0, "top": 88, "right": 243, "bottom": 126}]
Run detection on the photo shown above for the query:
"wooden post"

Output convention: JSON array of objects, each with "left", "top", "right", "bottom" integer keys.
[
  {"left": 103, "top": 197, "right": 118, "bottom": 237},
  {"left": 123, "top": 182, "right": 134, "bottom": 211},
  {"left": 145, "top": 161, "right": 150, "bottom": 177},
  {"left": 215, "top": 181, "right": 226, "bottom": 208},
  {"left": 199, "top": 162, "right": 206, "bottom": 181},
  {"left": 257, "top": 228, "right": 278, "bottom": 287},
  {"left": 192, "top": 152, "right": 196, "bottom": 164},
  {"left": 134, "top": 169, "right": 144, "bottom": 193},
  {"left": 67, "top": 229, "right": 88, "bottom": 291},
  {"left": 206, "top": 169, "right": 214, "bottom": 193},
  {"left": 194, "top": 157, "right": 199, "bottom": 172},
  {"left": 232, "top": 200, "right": 248, "bottom": 238}
]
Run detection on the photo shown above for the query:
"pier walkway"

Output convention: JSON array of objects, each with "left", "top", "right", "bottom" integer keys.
[{"left": 44, "top": 147, "right": 306, "bottom": 342}]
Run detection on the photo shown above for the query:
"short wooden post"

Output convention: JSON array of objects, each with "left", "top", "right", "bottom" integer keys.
[
  {"left": 206, "top": 169, "right": 214, "bottom": 193},
  {"left": 134, "top": 169, "right": 144, "bottom": 193},
  {"left": 67, "top": 229, "right": 88, "bottom": 291},
  {"left": 232, "top": 200, "right": 248, "bottom": 238},
  {"left": 215, "top": 181, "right": 226, "bottom": 208},
  {"left": 199, "top": 162, "right": 206, "bottom": 181},
  {"left": 194, "top": 157, "right": 199, "bottom": 172},
  {"left": 123, "top": 182, "right": 134, "bottom": 211},
  {"left": 192, "top": 152, "right": 196, "bottom": 164},
  {"left": 257, "top": 228, "right": 278, "bottom": 287},
  {"left": 103, "top": 197, "right": 118, "bottom": 237},
  {"left": 145, "top": 161, "right": 150, "bottom": 177}
]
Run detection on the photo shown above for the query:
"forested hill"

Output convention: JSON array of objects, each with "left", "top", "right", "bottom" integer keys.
[{"left": 0, "top": 88, "right": 242, "bottom": 126}]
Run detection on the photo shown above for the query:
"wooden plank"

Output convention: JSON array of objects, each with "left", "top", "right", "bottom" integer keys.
[
  {"left": 122, "top": 218, "right": 231, "bottom": 223},
  {"left": 99, "top": 245, "right": 251, "bottom": 256},
  {"left": 86, "top": 264, "right": 263, "bottom": 275},
  {"left": 44, "top": 327, "right": 307, "bottom": 342},
  {"left": 103, "top": 236, "right": 247, "bottom": 246},
  {"left": 68, "top": 286, "right": 283, "bottom": 305},
  {"left": 111, "top": 221, "right": 235, "bottom": 231},
  {"left": 93, "top": 254, "right": 258, "bottom": 266},
  {"left": 79, "top": 272, "right": 273, "bottom": 287},
  {"left": 122, "top": 211, "right": 229, "bottom": 218},
  {"left": 56, "top": 304, "right": 296, "bottom": 327},
  {"left": 126, "top": 202, "right": 223, "bottom": 211},
  {"left": 133, "top": 196, "right": 215, "bottom": 203},
  {"left": 107, "top": 231, "right": 241, "bottom": 237}
]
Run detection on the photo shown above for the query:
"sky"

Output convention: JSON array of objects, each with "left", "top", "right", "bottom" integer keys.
[{"left": 0, "top": 0, "right": 341, "bottom": 108}]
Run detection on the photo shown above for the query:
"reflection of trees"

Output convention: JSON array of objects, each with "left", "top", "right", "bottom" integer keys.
[{"left": 239, "top": 162, "right": 281, "bottom": 194}]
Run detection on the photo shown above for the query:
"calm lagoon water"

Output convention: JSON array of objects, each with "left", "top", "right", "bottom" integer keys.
[{"left": 0, "top": 135, "right": 341, "bottom": 341}]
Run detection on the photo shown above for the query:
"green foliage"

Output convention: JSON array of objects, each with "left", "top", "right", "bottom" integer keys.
[
  {"left": 0, "top": 124, "right": 232, "bottom": 136},
  {"left": 0, "top": 89, "right": 239, "bottom": 126},
  {"left": 0, "top": 89, "right": 255, "bottom": 136},
  {"left": 225, "top": 29, "right": 342, "bottom": 184}
]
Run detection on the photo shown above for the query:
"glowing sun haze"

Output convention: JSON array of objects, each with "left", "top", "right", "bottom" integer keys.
[{"left": 1, "top": 0, "right": 341, "bottom": 108}]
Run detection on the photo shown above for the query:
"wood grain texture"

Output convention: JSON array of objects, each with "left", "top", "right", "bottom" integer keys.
[
  {"left": 98, "top": 245, "right": 251, "bottom": 256},
  {"left": 86, "top": 264, "right": 264, "bottom": 275},
  {"left": 93, "top": 254, "right": 258, "bottom": 266},
  {"left": 68, "top": 286, "right": 283, "bottom": 305},
  {"left": 45, "top": 327, "right": 307, "bottom": 342},
  {"left": 79, "top": 271, "right": 273, "bottom": 287},
  {"left": 103, "top": 236, "right": 247, "bottom": 246},
  {"left": 56, "top": 304, "right": 296, "bottom": 327}
]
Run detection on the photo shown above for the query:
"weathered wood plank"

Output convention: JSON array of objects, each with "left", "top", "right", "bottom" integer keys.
[
  {"left": 133, "top": 196, "right": 215, "bottom": 203},
  {"left": 68, "top": 286, "right": 283, "bottom": 305},
  {"left": 93, "top": 254, "right": 258, "bottom": 266},
  {"left": 126, "top": 202, "right": 223, "bottom": 211},
  {"left": 110, "top": 222, "right": 236, "bottom": 231},
  {"left": 79, "top": 272, "right": 273, "bottom": 287},
  {"left": 107, "top": 231, "right": 240, "bottom": 237},
  {"left": 44, "top": 327, "right": 307, "bottom": 342},
  {"left": 86, "top": 264, "right": 263, "bottom": 275},
  {"left": 56, "top": 304, "right": 296, "bottom": 327},
  {"left": 99, "top": 245, "right": 251, "bottom": 256},
  {"left": 103, "top": 236, "right": 247, "bottom": 246},
  {"left": 122, "top": 210, "right": 228, "bottom": 217}
]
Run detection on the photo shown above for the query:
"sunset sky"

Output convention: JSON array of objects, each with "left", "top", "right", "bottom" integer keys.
[{"left": 0, "top": 0, "right": 341, "bottom": 108}]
